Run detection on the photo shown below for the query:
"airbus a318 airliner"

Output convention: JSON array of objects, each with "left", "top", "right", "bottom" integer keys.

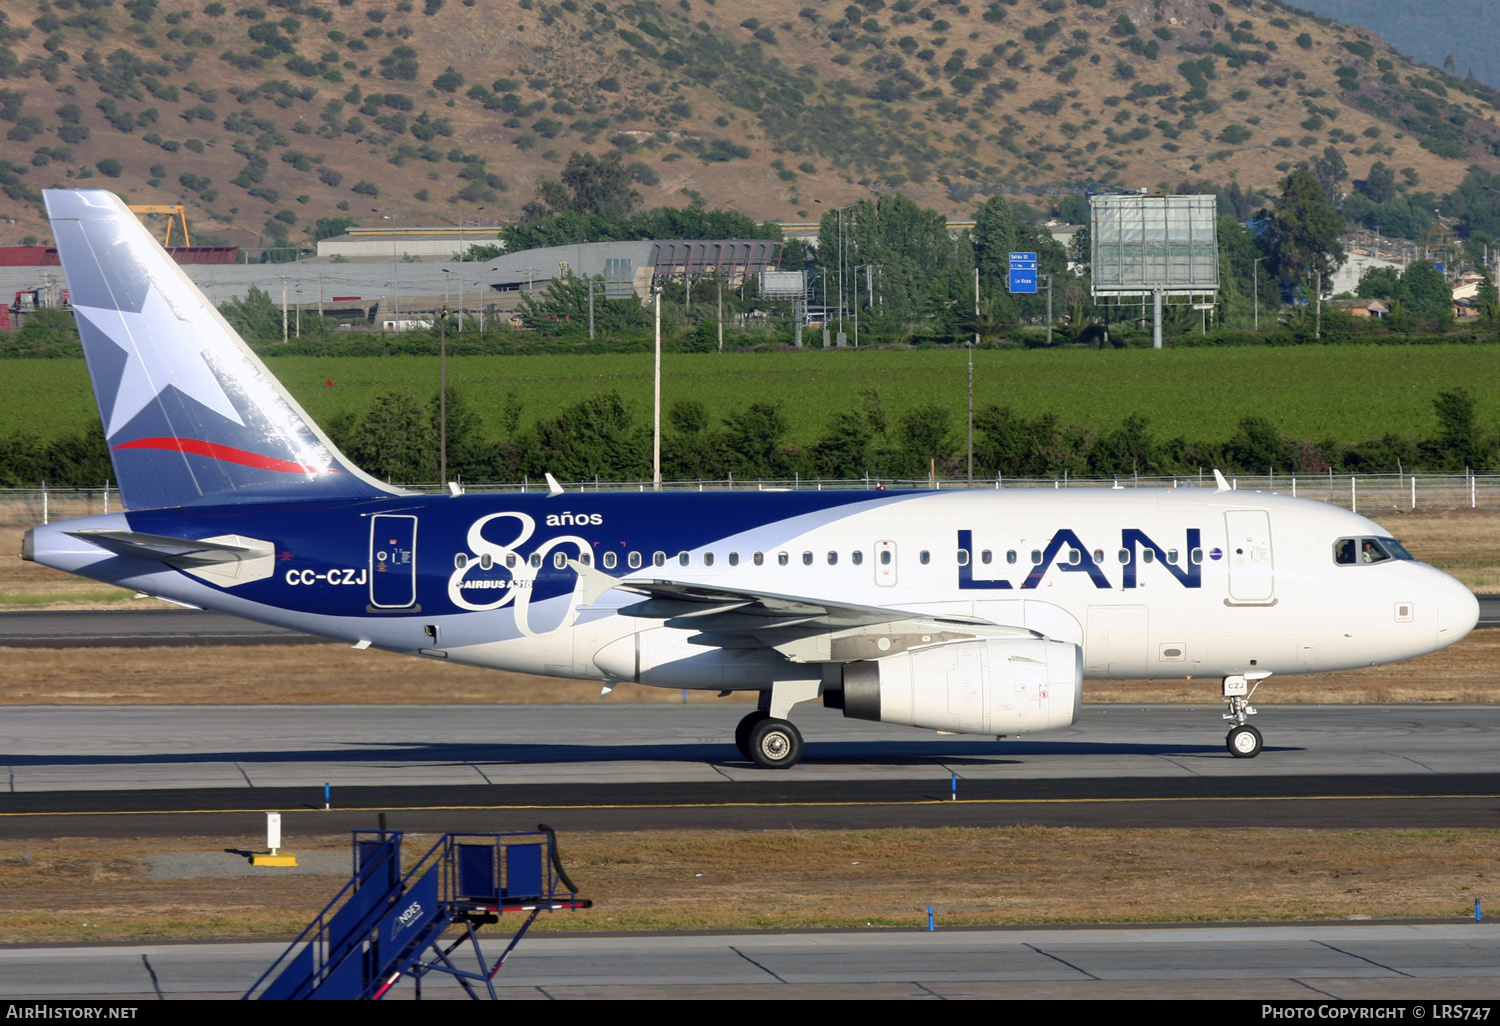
[{"left": 21, "top": 190, "right": 1480, "bottom": 768}]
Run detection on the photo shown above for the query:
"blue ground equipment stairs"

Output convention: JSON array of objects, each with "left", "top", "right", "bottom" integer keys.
[{"left": 244, "top": 825, "right": 590, "bottom": 1000}]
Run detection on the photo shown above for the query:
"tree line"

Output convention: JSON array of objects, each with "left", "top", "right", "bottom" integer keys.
[{"left": 1, "top": 386, "right": 1490, "bottom": 489}]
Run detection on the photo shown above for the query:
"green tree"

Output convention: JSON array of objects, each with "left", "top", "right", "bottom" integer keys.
[
  {"left": 1260, "top": 169, "right": 1346, "bottom": 299},
  {"left": 894, "top": 403, "right": 955, "bottom": 477},
  {"left": 515, "top": 273, "right": 649, "bottom": 336},
  {"left": 1356, "top": 265, "right": 1401, "bottom": 298},
  {"left": 1089, "top": 413, "right": 1161, "bottom": 476},
  {"left": 309, "top": 216, "right": 358, "bottom": 242},
  {"left": 524, "top": 391, "right": 646, "bottom": 481},
  {"left": 1355, "top": 161, "right": 1397, "bottom": 204},
  {"left": 1222, "top": 416, "right": 1294, "bottom": 473},
  {"left": 1395, "top": 261, "right": 1452, "bottom": 323},
  {"left": 1422, "top": 388, "right": 1487, "bottom": 472},
  {"left": 717, "top": 402, "right": 792, "bottom": 479},
  {"left": 536, "top": 151, "right": 640, "bottom": 221},
  {"left": 1310, "top": 146, "right": 1348, "bottom": 207},
  {"left": 1475, "top": 274, "right": 1500, "bottom": 325},
  {"left": 217, "top": 286, "right": 281, "bottom": 342},
  {"left": 817, "top": 193, "right": 972, "bottom": 330},
  {"left": 348, "top": 391, "right": 436, "bottom": 484}
]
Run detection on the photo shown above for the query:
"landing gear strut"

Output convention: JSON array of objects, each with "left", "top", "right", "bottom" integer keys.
[{"left": 1222, "top": 672, "right": 1270, "bottom": 758}]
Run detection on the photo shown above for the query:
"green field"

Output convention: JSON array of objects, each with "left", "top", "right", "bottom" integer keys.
[{"left": 3, "top": 345, "right": 1497, "bottom": 446}]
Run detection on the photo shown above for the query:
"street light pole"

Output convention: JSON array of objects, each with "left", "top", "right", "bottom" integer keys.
[
  {"left": 1252, "top": 256, "right": 1265, "bottom": 331},
  {"left": 653, "top": 284, "right": 662, "bottom": 491},
  {"left": 439, "top": 305, "right": 449, "bottom": 485}
]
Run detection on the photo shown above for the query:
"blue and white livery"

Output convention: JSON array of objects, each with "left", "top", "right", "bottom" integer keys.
[{"left": 22, "top": 190, "right": 1480, "bottom": 767}]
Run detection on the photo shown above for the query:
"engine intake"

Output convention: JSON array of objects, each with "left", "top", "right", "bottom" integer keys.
[{"left": 832, "top": 636, "right": 1082, "bottom": 736}]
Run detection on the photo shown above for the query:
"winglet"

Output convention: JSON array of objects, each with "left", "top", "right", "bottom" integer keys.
[
  {"left": 545, "top": 473, "right": 565, "bottom": 497},
  {"left": 1212, "top": 469, "right": 1232, "bottom": 492},
  {"left": 567, "top": 559, "right": 622, "bottom": 605}
]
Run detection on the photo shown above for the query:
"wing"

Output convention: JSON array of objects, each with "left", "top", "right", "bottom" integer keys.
[{"left": 570, "top": 561, "right": 1034, "bottom": 664}]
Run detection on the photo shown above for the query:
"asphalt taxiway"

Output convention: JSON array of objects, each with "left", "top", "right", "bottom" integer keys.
[{"left": 3, "top": 703, "right": 1500, "bottom": 836}]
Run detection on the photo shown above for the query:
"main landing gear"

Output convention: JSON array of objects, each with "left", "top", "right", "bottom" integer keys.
[
  {"left": 1222, "top": 672, "right": 1270, "bottom": 758},
  {"left": 733, "top": 681, "right": 819, "bottom": 769}
]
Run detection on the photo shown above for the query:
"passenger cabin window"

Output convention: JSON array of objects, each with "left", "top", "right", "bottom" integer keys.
[
  {"left": 852, "top": 550, "right": 864, "bottom": 566},
  {"left": 479, "top": 554, "right": 491, "bottom": 570},
  {"left": 1092, "top": 549, "right": 1104, "bottom": 564},
  {"left": 778, "top": 552, "right": 789, "bottom": 567},
  {"left": 653, "top": 551, "right": 666, "bottom": 568},
  {"left": 1190, "top": 548, "right": 1203, "bottom": 565},
  {"left": 753, "top": 552, "right": 765, "bottom": 566},
  {"left": 919, "top": 550, "right": 931, "bottom": 565},
  {"left": 1068, "top": 549, "right": 1083, "bottom": 566},
  {"left": 1142, "top": 548, "right": 1155, "bottom": 564},
  {"left": 703, "top": 552, "right": 715, "bottom": 567},
  {"left": 505, "top": 553, "right": 517, "bottom": 568},
  {"left": 827, "top": 551, "right": 838, "bottom": 565},
  {"left": 879, "top": 550, "right": 892, "bottom": 566},
  {"left": 455, "top": 554, "right": 468, "bottom": 569},
  {"left": 1007, "top": 550, "right": 1018, "bottom": 564},
  {"left": 728, "top": 552, "right": 739, "bottom": 567},
  {"left": 802, "top": 551, "right": 813, "bottom": 566},
  {"left": 678, "top": 552, "right": 690, "bottom": 567},
  {"left": 1118, "top": 548, "right": 1131, "bottom": 564},
  {"left": 529, "top": 553, "right": 542, "bottom": 568},
  {"left": 628, "top": 551, "right": 642, "bottom": 570},
  {"left": 981, "top": 550, "right": 992, "bottom": 565},
  {"left": 578, "top": 552, "right": 592, "bottom": 568},
  {"left": 1167, "top": 549, "right": 1179, "bottom": 564},
  {"left": 1031, "top": 549, "right": 1042, "bottom": 565},
  {"left": 957, "top": 550, "right": 969, "bottom": 566},
  {"left": 603, "top": 551, "right": 617, "bottom": 570},
  {"left": 553, "top": 552, "right": 567, "bottom": 569}
]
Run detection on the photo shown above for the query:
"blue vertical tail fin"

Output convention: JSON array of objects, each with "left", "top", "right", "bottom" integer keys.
[{"left": 45, "top": 189, "right": 399, "bottom": 510}]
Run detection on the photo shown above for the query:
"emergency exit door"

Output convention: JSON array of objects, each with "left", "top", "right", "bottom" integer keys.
[{"left": 369, "top": 514, "right": 418, "bottom": 609}]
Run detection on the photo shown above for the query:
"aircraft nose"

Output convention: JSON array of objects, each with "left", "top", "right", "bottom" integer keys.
[{"left": 1436, "top": 572, "right": 1480, "bottom": 645}]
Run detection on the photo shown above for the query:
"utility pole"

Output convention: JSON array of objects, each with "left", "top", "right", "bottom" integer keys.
[
  {"left": 280, "top": 276, "right": 288, "bottom": 343},
  {"left": 1045, "top": 274, "right": 1053, "bottom": 346},
  {"left": 587, "top": 276, "right": 595, "bottom": 340},
  {"left": 1314, "top": 269, "right": 1322, "bottom": 340},
  {"left": 717, "top": 280, "right": 723, "bottom": 353}
]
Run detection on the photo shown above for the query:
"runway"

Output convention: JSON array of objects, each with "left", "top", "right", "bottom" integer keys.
[
  {"left": 4, "top": 591, "right": 1500, "bottom": 646},
  {"left": 7, "top": 924, "right": 1500, "bottom": 1000}
]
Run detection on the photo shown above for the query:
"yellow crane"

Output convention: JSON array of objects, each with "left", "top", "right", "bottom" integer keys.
[{"left": 126, "top": 204, "right": 191, "bottom": 247}]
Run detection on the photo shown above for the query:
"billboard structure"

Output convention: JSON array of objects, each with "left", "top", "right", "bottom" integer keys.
[{"left": 1090, "top": 193, "right": 1219, "bottom": 348}]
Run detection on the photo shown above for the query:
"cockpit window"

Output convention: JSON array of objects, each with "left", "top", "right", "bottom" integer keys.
[{"left": 1334, "top": 536, "right": 1413, "bottom": 565}]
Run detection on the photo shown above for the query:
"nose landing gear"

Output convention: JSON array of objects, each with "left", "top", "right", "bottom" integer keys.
[{"left": 1222, "top": 672, "right": 1270, "bottom": 758}]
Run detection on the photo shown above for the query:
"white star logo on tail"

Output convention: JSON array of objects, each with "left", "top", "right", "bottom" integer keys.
[{"left": 73, "top": 287, "right": 245, "bottom": 438}]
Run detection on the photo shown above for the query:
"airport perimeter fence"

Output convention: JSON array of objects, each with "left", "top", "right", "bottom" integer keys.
[{"left": 3, "top": 473, "right": 1500, "bottom": 526}]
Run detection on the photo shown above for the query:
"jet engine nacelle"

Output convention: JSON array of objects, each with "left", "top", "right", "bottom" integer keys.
[{"left": 832, "top": 636, "right": 1082, "bottom": 736}]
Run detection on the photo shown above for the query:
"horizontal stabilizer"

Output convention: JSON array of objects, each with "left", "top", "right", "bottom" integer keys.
[{"left": 67, "top": 529, "right": 276, "bottom": 586}]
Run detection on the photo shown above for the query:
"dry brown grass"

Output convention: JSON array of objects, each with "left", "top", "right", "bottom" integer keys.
[{"left": 1, "top": 827, "right": 1492, "bottom": 944}]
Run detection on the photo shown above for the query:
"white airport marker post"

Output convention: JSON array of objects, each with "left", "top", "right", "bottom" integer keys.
[{"left": 251, "top": 812, "right": 298, "bottom": 867}]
